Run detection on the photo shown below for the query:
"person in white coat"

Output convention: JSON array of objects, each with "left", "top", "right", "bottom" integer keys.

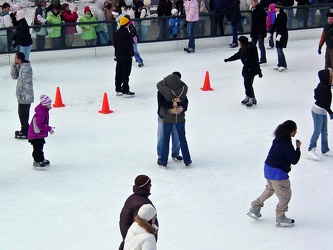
[{"left": 124, "top": 204, "right": 158, "bottom": 250}]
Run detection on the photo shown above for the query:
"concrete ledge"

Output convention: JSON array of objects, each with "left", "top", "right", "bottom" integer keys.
[{"left": 0, "top": 28, "right": 321, "bottom": 65}]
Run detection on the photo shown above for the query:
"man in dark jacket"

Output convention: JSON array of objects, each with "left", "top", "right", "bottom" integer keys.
[
  {"left": 250, "top": 0, "right": 267, "bottom": 64},
  {"left": 113, "top": 16, "right": 135, "bottom": 97},
  {"left": 212, "top": 0, "right": 230, "bottom": 35},
  {"left": 224, "top": 35, "right": 262, "bottom": 107},
  {"left": 318, "top": 10, "right": 333, "bottom": 69},
  {"left": 119, "top": 175, "right": 158, "bottom": 250}
]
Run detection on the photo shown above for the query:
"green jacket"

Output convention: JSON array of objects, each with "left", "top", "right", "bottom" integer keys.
[
  {"left": 79, "top": 14, "right": 98, "bottom": 40},
  {"left": 46, "top": 11, "right": 61, "bottom": 38}
]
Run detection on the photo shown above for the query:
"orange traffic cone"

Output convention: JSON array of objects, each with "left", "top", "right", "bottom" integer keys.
[
  {"left": 201, "top": 71, "right": 213, "bottom": 91},
  {"left": 53, "top": 87, "right": 65, "bottom": 107},
  {"left": 98, "top": 93, "right": 113, "bottom": 114}
]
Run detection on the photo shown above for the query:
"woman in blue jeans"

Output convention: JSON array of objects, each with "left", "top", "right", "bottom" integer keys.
[
  {"left": 156, "top": 73, "right": 192, "bottom": 167},
  {"left": 184, "top": 0, "right": 199, "bottom": 53},
  {"left": 307, "top": 68, "right": 333, "bottom": 161}
]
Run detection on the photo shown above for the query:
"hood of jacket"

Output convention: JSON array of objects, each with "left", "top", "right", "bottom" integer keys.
[
  {"left": 268, "top": 3, "right": 276, "bottom": 13},
  {"left": 0, "top": 10, "right": 9, "bottom": 17},
  {"left": 318, "top": 68, "right": 333, "bottom": 85},
  {"left": 96, "top": 0, "right": 105, "bottom": 11}
]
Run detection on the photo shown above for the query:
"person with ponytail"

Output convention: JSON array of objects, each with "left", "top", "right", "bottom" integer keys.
[{"left": 247, "top": 120, "right": 301, "bottom": 227}]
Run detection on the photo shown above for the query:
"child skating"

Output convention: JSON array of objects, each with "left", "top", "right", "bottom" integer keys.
[{"left": 28, "top": 94, "right": 55, "bottom": 170}]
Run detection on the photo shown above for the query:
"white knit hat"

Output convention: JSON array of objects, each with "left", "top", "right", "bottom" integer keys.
[
  {"left": 40, "top": 94, "right": 52, "bottom": 105},
  {"left": 16, "top": 10, "right": 25, "bottom": 21},
  {"left": 143, "top": 0, "right": 151, "bottom": 6},
  {"left": 138, "top": 204, "right": 156, "bottom": 221},
  {"left": 171, "top": 9, "right": 178, "bottom": 15}
]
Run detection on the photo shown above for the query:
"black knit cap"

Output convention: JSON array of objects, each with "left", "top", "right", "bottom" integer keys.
[
  {"left": 238, "top": 36, "right": 248, "bottom": 44},
  {"left": 134, "top": 175, "right": 151, "bottom": 189},
  {"left": 327, "top": 8, "right": 333, "bottom": 17}
]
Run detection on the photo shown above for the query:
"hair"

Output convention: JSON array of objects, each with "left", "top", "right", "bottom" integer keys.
[
  {"left": 2, "top": 3, "right": 10, "bottom": 9},
  {"left": 274, "top": 120, "right": 297, "bottom": 140},
  {"left": 16, "top": 52, "right": 25, "bottom": 61},
  {"left": 61, "top": 3, "right": 69, "bottom": 11},
  {"left": 172, "top": 71, "right": 181, "bottom": 79},
  {"left": 124, "top": 14, "right": 131, "bottom": 20}
]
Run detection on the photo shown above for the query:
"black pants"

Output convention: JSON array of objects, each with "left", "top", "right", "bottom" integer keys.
[
  {"left": 36, "top": 35, "right": 45, "bottom": 50},
  {"left": 30, "top": 138, "right": 45, "bottom": 163},
  {"left": 242, "top": 68, "right": 256, "bottom": 98},
  {"left": 115, "top": 58, "right": 132, "bottom": 93},
  {"left": 18, "top": 103, "right": 31, "bottom": 136},
  {"left": 215, "top": 12, "right": 225, "bottom": 35}
]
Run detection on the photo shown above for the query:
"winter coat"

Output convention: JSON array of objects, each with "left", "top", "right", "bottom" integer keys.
[
  {"left": 27, "top": 104, "right": 52, "bottom": 140},
  {"left": 32, "top": 4, "right": 48, "bottom": 36},
  {"left": 128, "top": 20, "right": 138, "bottom": 44},
  {"left": 46, "top": 11, "right": 62, "bottom": 38},
  {"left": 226, "top": 42, "right": 262, "bottom": 77},
  {"left": 269, "top": 9, "right": 288, "bottom": 48},
  {"left": 229, "top": 0, "right": 241, "bottom": 24},
  {"left": 12, "top": 18, "right": 33, "bottom": 48},
  {"left": 119, "top": 186, "right": 159, "bottom": 241},
  {"left": 157, "top": 0, "right": 172, "bottom": 16},
  {"left": 79, "top": 14, "right": 98, "bottom": 40},
  {"left": 319, "top": 23, "right": 333, "bottom": 49},
  {"left": 0, "top": 10, "right": 13, "bottom": 36},
  {"left": 266, "top": 3, "right": 276, "bottom": 30},
  {"left": 295, "top": 0, "right": 310, "bottom": 21},
  {"left": 168, "top": 17, "right": 183, "bottom": 35},
  {"left": 157, "top": 91, "right": 188, "bottom": 118},
  {"left": 213, "top": 0, "right": 230, "bottom": 12},
  {"left": 10, "top": 61, "right": 34, "bottom": 104},
  {"left": 184, "top": 0, "right": 199, "bottom": 22},
  {"left": 156, "top": 74, "right": 188, "bottom": 123},
  {"left": 250, "top": 3, "right": 267, "bottom": 38},
  {"left": 264, "top": 136, "right": 301, "bottom": 177},
  {"left": 94, "top": 0, "right": 109, "bottom": 33},
  {"left": 313, "top": 69, "right": 333, "bottom": 115},
  {"left": 124, "top": 216, "right": 157, "bottom": 250},
  {"left": 61, "top": 9, "right": 78, "bottom": 35},
  {"left": 140, "top": 6, "right": 151, "bottom": 26},
  {"left": 114, "top": 26, "right": 134, "bottom": 59}
]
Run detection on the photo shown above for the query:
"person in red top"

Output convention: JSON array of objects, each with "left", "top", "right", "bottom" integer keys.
[{"left": 60, "top": 3, "right": 78, "bottom": 47}]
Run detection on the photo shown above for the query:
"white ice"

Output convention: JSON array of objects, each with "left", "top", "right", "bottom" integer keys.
[{"left": 1, "top": 29, "right": 333, "bottom": 250}]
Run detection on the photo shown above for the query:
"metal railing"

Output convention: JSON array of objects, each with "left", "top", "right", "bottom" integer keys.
[{"left": 0, "top": 3, "right": 331, "bottom": 54}]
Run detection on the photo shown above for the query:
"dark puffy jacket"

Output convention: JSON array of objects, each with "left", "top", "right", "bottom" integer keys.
[
  {"left": 314, "top": 69, "right": 333, "bottom": 114},
  {"left": 270, "top": 9, "right": 288, "bottom": 48},
  {"left": 119, "top": 186, "right": 158, "bottom": 240},
  {"left": 113, "top": 26, "right": 134, "bottom": 59},
  {"left": 265, "top": 136, "right": 301, "bottom": 173},
  {"left": 12, "top": 18, "right": 33, "bottom": 47},
  {"left": 229, "top": 0, "right": 241, "bottom": 24},
  {"left": 250, "top": 3, "right": 267, "bottom": 38}
]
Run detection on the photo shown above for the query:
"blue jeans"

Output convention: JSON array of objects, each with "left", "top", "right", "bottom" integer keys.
[
  {"left": 187, "top": 21, "right": 196, "bottom": 50},
  {"left": 157, "top": 116, "right": 180, "bottom": 158},
  {"left": 286, "top": 8, "right": 293, "bottom": 29},
  {"left": 133, "top": 43, "right": 143, "bottom": 64},
  {"left": 276, "top": 47, "right": 287, "bottom": 68},
  {"left": 232, "top": 20, "right": 241, "bottom": 44},
  {"left": 19, "top": 44, "right": 32, "bottom": 61},
  {"left": 309, "top": 111, "right": 330, "bottom": 153},
  {"left": 160, "top": 122, "right": 191, "bottom": 165},
  {"left": 140, "top": 25, "right": 148, "bottom": 41},
  {"left": 96, "top": 31, "right": 110, "bottom": 45},
  {"left": 251, "top": 36, "right": 266, "bottom": 63}
]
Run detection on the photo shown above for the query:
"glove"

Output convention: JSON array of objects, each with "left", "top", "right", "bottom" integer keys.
[
  {"left": 276, "top": 34, "right": 282, "bottom": 41},
  {"left": 330, "top": 113, "right": 333, "bottom": 120},
  {"left": 258, "top": 72, "right": 263, "bottom": 78},
  {"left": 266, "top": 33, "right": 271, "bottom": 39},
  {"left": 224, "top": 59, "right": 229, "bottom": 62},
  {"left": 318, "top": 46, "right": 322, "bottom": 55},
  {"left": 50, "top": 127, "right": 55, "bottom": 135}
]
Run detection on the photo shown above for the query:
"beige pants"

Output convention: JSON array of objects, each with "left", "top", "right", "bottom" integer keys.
[{"left": 251, "top": 179, "right": 291, "bottom": 218}]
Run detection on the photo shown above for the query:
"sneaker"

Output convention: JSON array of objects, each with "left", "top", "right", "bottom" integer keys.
[
  {"left": 157, "top": 159, "right": 167, "bottom": 167},
  {"left": 138, "top": 62, "right": 144, "bottom": 67},
  {"left": 276, "top": 214, "right": 295, "bottom": 227},
  {"left": 229, "top": 43, "right": 238, "bottom": 48},
  {"left": 184, "top": 47, "right": 190, "bottom": 52},
  {"left": 273, "top": 66, "right": 279, "bottom": 70},
  {"left": 241, "top": 96, "right": 249, "bottom": 105},
  {"left": 172, "top": 155, "right": 183, "bottom": 161},
  {"left": 185, "top": 160, "right": 192, "bottom": 166},
  {"left": 33, "top": 161, "right": 46, "bottom": 170},
  {"left": 323, "top": 151, "right": 333, "bottom": 157},
  {"left": 278, "top": 67, "right": 287, "bottom": 72},
  {"left": 187, "top": 48, "right": 195, "bottom": 53},
  {"left": 15, "top": 131, "right": 27, "bottom": 139},
  {"left": 116, "top": 92, "right": 123, "bottom": 96},
  {"left": 307, "top": 148, "right": 321, "bottom": 161},
  {"left": 123, "top": 91, "right": 135, "bottom": 98},
  {"left": 247, "top": 206, "right": 262, "bottom": 219}
]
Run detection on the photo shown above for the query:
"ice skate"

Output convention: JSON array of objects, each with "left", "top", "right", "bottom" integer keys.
[
  {"left": 276, "top": 214, "right": 295, "bottom": 227},
  {"left": 247, "top": 206, "right": 262, "bottom": 219}
]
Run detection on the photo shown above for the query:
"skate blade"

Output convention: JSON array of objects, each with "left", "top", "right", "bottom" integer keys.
[
  {"left": 276, "top": 222, "right": 295, "bottom": 227},
  {"left": 33, "top": 166, "right": 46, "bottom": 171},
  {"left": 247, "top": 211, "right": 260, "bottom": 219}
]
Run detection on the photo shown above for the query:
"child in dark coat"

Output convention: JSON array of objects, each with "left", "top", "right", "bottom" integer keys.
[{"left": 28, "top": 94, "right": 55, "bottom": 170}]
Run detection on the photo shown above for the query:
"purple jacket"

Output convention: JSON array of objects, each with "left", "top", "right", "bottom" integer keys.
[{"left": 28, "top": 104, "right": 52, "bottom": 140}]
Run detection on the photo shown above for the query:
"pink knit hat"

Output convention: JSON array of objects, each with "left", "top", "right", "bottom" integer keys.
[
  {"left": 40, "top": 94, "right": 52, "bottom": 105},
  {"left": 12, "top": 4, "right": 20, "bottom": 12}
]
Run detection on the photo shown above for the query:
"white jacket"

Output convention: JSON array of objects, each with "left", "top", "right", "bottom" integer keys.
[{"left": 124, "top": 222, "right": 157, "bottom": 250}]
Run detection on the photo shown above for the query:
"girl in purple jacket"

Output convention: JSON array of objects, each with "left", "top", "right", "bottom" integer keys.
[{"left": 28, "top": 94, "right": 55, "bottom": 170}]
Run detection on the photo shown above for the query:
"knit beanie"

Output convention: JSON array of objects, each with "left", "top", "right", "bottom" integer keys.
[
  {"left": 120, "top": 16, "right": 130, "bottom": 26},
  {"left": 134, "top": 175, "right": 151, "bottom": 189},
  {"left": 16, "top": 10, "right": 25, "bottom": 21},
  {"left": 84, "top": 6, "right": 91, "bottom": 13},
  {"left": 40, "top": 94, "right": 52, "bottom": 105},
  {"left": 171, "top": 9, "right": 178, "bottom": 15},
  {"left": 138, "top": 204, "right": 157, "bottom": 221},
  {"left": 12, "top": 4, "right": 20, "bottom": 12},
  {"left": 144, "top": 0, "right": 151, "bottom": 6}
]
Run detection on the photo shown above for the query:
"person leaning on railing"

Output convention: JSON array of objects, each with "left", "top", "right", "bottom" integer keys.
[
  {"left": 79, "top": 6, "right": 98, "bottom": 46},
  {"left": 46, "top": 6, "right": 62, "bottom": 49}
]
